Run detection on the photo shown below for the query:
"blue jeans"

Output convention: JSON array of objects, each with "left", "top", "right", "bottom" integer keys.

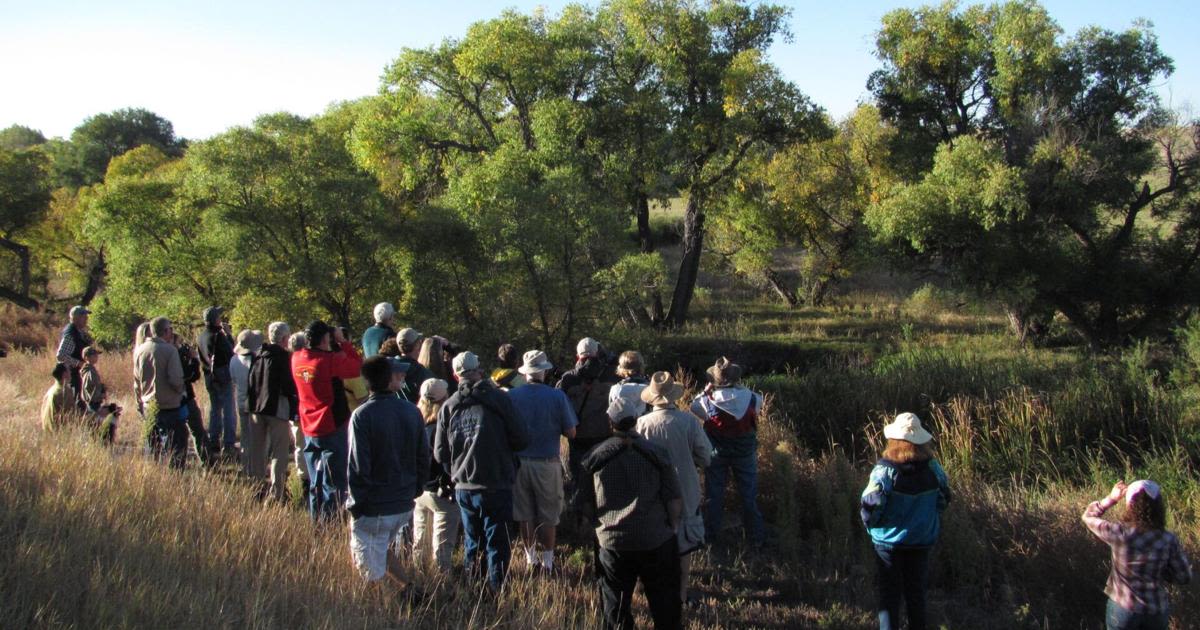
[
  {"left": 303, "top": 425, "right": 349, "bottom": 522},
  {"left": 703, "top": 451, "right": 765, "bottom": 544},
  {"left": 875, "top": 545, "right": 930, "bottom": 630},
  {"left": 457, "top": 488, "right": 513, "bottom": 590},
  {"left": 1107, "top": 599, "right": 1169, "bottom": 630},
  {"left": 205, "top": 369, "right": 237, "bottom": 448}
]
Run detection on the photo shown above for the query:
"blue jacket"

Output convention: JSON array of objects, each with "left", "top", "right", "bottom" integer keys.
[
  {"left": 860, "top": 458, "right": 951, "bottom": 549},
  {"left": 347, "top": 393, "right": 429, "bottom": 517}
]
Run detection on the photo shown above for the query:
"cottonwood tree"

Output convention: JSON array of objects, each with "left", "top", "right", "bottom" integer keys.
[
  {"left": 866, "top": 0, "right": 1199, "bottom": 348},
  {"left": 355, "top": 7, "right": 625, "bottom": 348},
  {"left": 186, "top": 108, "right": 408, "bottom": 330},
  {"left": 0, "top": 145, "right": 52, "bottom": 307}
]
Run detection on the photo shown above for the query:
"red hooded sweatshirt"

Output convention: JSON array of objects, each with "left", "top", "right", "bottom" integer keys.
[{"left": 292, "top": 340, "right": 363, "bottom": 438}]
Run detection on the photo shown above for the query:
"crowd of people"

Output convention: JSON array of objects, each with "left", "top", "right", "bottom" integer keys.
[{"left": 38, "top": 303, "right": 1194, "bottom": 629}]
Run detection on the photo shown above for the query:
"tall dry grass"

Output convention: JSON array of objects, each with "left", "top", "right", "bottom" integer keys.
[{"left": 3, "top": 344, "right": 1198, "bottom": 628}]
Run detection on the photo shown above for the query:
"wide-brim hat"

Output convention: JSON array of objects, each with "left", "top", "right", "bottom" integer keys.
[
  {"left": 641, "top": 371, "right": 684, "bottom": 407},
  {"left": 518, "top": 350, "right": 554, "bottom": 375},
  {"left": 234, "top": 329, "right": 263, "bottom": 355},
  {"left": 883, "top": 412, "right": 933, "bottom": 445},
  {"left": 706, "top": 357, "right": 743, "bottom": 387}
]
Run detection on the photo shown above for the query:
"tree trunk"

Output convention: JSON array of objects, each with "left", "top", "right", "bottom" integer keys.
[
  {"left": 764, "top": 267, "right": 798, "bottom": 308},
  {"left": 666, "top": 193, "right": 705, "bottom": 327},
  {"left": 79, "top": 250, "right": 107, "bottom": 306},
  {"left": 808, "top": 277, "right": 833, "bottom": 307},
  {"left": 0, "top": 236, "right": 33, "bottom": 300},
  {"left": 635, "top": 192, "right": 653, "bottom": 253}
]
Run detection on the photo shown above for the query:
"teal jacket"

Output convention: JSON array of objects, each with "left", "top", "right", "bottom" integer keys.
[{"left": 860, "top": 458, "right": 951, "bottom": 549}]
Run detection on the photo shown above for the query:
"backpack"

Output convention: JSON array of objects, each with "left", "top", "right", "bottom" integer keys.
[{"left": 331, "top": 377, "right": 351, "bottom": 426}]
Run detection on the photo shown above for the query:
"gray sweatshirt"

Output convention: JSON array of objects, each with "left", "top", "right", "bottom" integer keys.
[{"left": 434, "top": 379, "right": 529, "bottom": 491}]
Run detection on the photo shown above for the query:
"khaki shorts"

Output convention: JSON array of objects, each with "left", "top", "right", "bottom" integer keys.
[{"left": 513, "top": 457, "right": 564, "bottom": 525}]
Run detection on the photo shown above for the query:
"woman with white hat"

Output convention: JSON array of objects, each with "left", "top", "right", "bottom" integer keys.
[
  {"left": 860, "top": 412, "right": 952, "bottom": 630},
  {"left": 1083, "top": 479, "right": 1192, "bottom": 629},
  {"left": 412, "top": 378, "right": 460, "bottom": 572}
]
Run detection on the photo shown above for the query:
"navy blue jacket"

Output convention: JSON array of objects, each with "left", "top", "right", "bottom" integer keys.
[{"left": 347, "top": 392, "right": 430, "bottom": 517}]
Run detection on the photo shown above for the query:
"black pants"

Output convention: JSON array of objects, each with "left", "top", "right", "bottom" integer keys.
[
  {"left": 875, "top": 545, "right": 930, "bottom": 630},
  {"left": 155, "top": 407, "right": 190, "bottom": 469},
  {"left": 597, "top": 537, "right": 681, "bottom": 630}
]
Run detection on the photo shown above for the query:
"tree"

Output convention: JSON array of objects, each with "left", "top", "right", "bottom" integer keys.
[
  {"left": 0, "top": 125, "right": 46, "bottom": 151},
  {"left": 0, "top": 145, "right": 52, "bottom": 307},
  {"left": 354, "top": 7, "right": 627, "bottom": 348},
  {"left": 713, "top": 105, "right": 893, "bottom": 306},
  {"left": 51, "top": 108, "right": 185, "bottom": 189},
  {"left": 628, "top": 1, "right": 825, "bottom": 326},
  {"left": 866, "top": 0, "right": 1199, "bottom": 348},
  {"left": 186, "top": 108, "right": 409, "bottom": 330}
]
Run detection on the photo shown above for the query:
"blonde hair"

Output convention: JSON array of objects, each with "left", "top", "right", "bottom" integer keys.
[
  {"left": 881, "top": 439, "right": 934, "bottom": 464},
  {"left": 417, "top": 398, "right": 442, "bottom": 425},
  {"left": 616, "top": 350, "right": 644, "bottom": 378}
]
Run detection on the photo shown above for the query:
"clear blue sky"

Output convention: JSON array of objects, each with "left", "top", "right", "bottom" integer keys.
[{"left": 1, "top": 1, "right": 1196, "bottom": 140}]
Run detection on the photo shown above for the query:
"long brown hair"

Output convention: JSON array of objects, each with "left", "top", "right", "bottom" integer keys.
[
  {"left": 881, "top": 439, "right": 935, "bottom": 464},
  {"left": 418, "top": 337, "right": 450, "bottom": 381},
  {"left": 1122, "top": 493, "right": 1167, "bottom": 530}
]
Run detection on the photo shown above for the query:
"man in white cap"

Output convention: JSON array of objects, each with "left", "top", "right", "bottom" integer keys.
[
  {"left": 55, "top": 305, "right": 94, "bottom": 402},
  {"left": 638, "top": 371, "right": 713, "bottom": 604},
  {"left": 434, "top": 350, "right": 529, "bottom": 592},
  {"left": 508, "top": 350, "right": 578, "bottom": 574},
  {"left": 556, "top": 337, "right": 619, "bottom": 511},
  {"left": 362, "top": 302, "right": 396, "bottom": 358}
]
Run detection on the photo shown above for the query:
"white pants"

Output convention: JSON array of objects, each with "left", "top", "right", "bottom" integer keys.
[
  {"left": 349, "top": 510, "right": 411, "bottom": 582},
  {"left": 412, "top": 491, "right": 460, "bottom": 571}
]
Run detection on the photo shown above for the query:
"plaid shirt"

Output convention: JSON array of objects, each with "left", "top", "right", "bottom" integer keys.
[
  {"left": 579, "top": 431, "right": 682, "bottom": 551},
  {"left": 1083, "top": 497, "right": 1193, "bottom": 614}
]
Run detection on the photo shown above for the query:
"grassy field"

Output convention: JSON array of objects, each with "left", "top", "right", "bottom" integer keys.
[{"left": 1, "top": 291, "right": 1198, "bottom": 628}]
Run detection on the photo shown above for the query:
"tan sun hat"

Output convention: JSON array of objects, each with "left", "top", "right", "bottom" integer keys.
[
  {"left": 706, "top": 357, "right": 743, "bottom": 387},
  {"left": 420, "top": 378, "right": 449, "bottom": 402},
  {"left": 234, "top": 329, "right": 264, "bottom": 356},
  {"left": 641, "top": 371, "right": 684, "bottom": 407},
  {"left": 883, "top": 412, "right": 933, "bottom": 445},
  {"left": 518, "top": 350, "right": 554, "bottom": 375}
]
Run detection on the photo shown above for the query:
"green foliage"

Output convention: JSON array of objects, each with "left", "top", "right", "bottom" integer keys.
[
  {"left": 50, "top": 108, "right": 184, "bottom": 189},
  {"left": 0, "top": 125, "right": 46, "bottom": 151},
  {"left": 867, "top": 0, "right": 1198, "bottom": 348},
  {"left": 0, "top": 146, "right": 52, "bottom": 235}
]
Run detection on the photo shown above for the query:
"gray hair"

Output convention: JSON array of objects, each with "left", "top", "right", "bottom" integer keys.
[
  {"left": 268, "top": 321, "right": 290, "bottom": 346},
  {"left": 150, "top": 317, "right": 172, "bottom": 338},
  {"left": 287, "top": 332, "right": 308, "bottom": 352},
  {"left": 134, "top": 322, "right": 153, "bottom": 347}
]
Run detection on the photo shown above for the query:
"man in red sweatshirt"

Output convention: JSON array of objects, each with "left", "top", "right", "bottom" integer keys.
[{"left": 293, "top": 320, "right": 364, "bottom": 522}]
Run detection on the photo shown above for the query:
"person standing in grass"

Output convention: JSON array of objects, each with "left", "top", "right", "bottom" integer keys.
[
  {"left": 638, "top": 371, "right": 712, "bottom": 606},
  {"left": 55, "top": 305, "right": 93, "bottom": 404},
  {"left": 557, "top": 337, "right": 619, "bottom": 509},
  {"left": 247, "top": 322, "right": 297, "bottom": 503},
  {"left": 434, "top": 351, "right": 529, "bottom": 592},
  {"left": 79, "top": 345, "right": 118, "bottom": 444},
  {"left": 288, "top": 332, "right": 311, "bottom": 501},
  {"left": 412, "top": 378, "right": 459, "bottom": 572},
  {"left": 691, "top": 357, "right": 765, "bottom": 547},
  {"left": 361, "top": 302, "right": 396, "bottom": 358},
  {"left": 580, "top": 396, "right": 683, "bottom": 630},
  {"left": 198, "top": 306, "right": 238, "bottom": 457},
  {"left": 860, "top": 413, "right": 952, "bottom": 630},
  {"left": 1083, "top": 479, "right": 1192, "bottom": 630},
  {"left": 347, "top": 355, "right": 429, "bottom": 587},
  {"left": 509, "top": 350, "right": 578, "bottom": 574},
  {"left": 231, "top": 329, "right": 263, "bottom": 474},
  {"left": 42, "top": 363, "right": 113, "bottom": 432},
  {"left": 293, "top": 321, "right": 364, "bottom": 522},
  {"left": 134, "top": 317, "right": 188, "bottom": 469}
]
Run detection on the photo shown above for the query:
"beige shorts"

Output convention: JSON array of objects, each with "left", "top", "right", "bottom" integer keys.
[{"left": 513, "top": 458, "right": 564, "bottom": 525}]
